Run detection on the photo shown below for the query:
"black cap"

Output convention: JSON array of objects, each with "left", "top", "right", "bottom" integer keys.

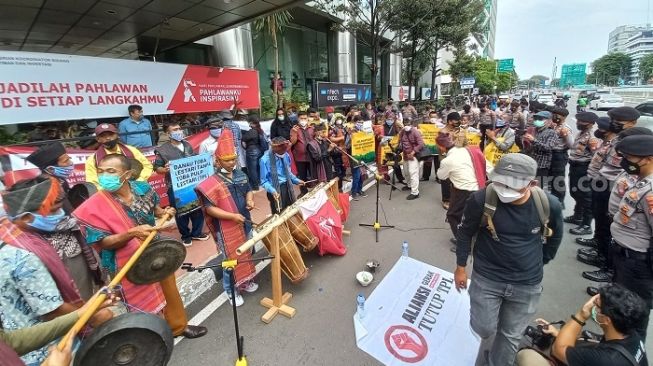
[
  {"left": 575, "top": 112, "right": 598, "bottom": 123},
  {"left": 608, "top": 106, "right": 640, "bottom": 122},
  {"left": 552, "top": 107, "right": 569, "bottom": 117},
  {"left": 619, "top": 127, "right": 653, "bottom": 138},
  {"left": 596, "top": 117, "right": 611, "bottom": 130},
  {"left": 617, "top": 135, "right": 653, "bottom": 156},
  {"left": 26, "top": 142, "right": 66, "bottom": 170}
]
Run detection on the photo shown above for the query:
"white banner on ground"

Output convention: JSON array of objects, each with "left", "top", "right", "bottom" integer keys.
[{"left": 354, "top": 257, "right": 479, "bottom": 365}]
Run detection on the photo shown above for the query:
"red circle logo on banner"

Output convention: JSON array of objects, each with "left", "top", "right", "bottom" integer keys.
[{"left": 384, "top": 325, "right": 428, "bottom": 363}]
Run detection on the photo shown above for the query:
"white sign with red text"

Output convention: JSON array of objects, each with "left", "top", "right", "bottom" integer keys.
[
  {"left": 0, "top": 51, "right": 260, "bottom": 124},
  {"left": 354, "top": 257, "right": 479, "bottom": 365}
]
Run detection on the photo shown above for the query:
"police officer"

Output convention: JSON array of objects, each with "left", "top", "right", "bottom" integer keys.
[
  {"left": 610, "top": 134, "right": 653, "bottom": 339},
  {"left": 505, "top": 100, "right": 526, "bottom": 149},
  {"left": 566, "top": 111, "right": 599, "bottom": 235},
  {"left": 579, "top": 107, "right": 641, "bottom": 286},
  {"left": 549, "top": 107, "right": 573, "bottom": 206}
]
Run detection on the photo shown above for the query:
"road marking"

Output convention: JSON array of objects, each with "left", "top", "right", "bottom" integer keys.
[{"left": 174, "top": 259, "right": 271, "bottom": 345}]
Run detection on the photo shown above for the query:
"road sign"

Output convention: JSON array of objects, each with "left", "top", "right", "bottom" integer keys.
[
  {"left": 460, "top": 76, "right": 475, "bottom": 86},
  {"left": 559, "top": 63, "right": 586, "bottom": 88},
  {"left": 472, "top": 87, "right": 479, "bottom": 95},
  {"left": 461, "top": 84, "right": 474, "bottom": 90},
  {"left": 497, "top": 59, "right": 514, "bottom": 73}
]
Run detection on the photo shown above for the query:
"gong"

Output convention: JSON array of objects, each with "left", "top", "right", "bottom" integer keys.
[
  {"left": 68, "top": 183, "right": 98, "bottom": 210},
  {"left": 74, "top": 312, "right": 174, "bottom": 366},
  {"left": 126, "top": 238, "right": 186, "bottom": 285}
]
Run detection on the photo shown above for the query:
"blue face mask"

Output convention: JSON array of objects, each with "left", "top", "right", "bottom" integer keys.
[
  {"left": 28, "top": 209, "right": 66, "bottom": 232},
  {"left": 533, "top": 120, "right": 546, "bottom": 128},
  {"left": 385, "top": 120, "right": 394, "bottom": 126},
  {"left": 98, "top": 173, "right": 125, "bottom": 192},
  {"left": 210, "top": 128, "right": 222, "bottom": 138},
  {"left": 170, "top": 130, "right": 185, "bottom": 142},
  {"left": 48, "top": 164, "right": 74, "bottom": 179}
]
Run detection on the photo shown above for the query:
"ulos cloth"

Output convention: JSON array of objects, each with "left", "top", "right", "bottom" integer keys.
[{"left": 354, "top": 257, "right": 479, "bottom": 365}]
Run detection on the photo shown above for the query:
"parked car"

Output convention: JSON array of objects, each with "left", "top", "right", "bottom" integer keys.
[
  {"left": 589, "top": 94, "right": 624, "bottom": 110},
  {"left": 634, "top": 101, "right": 653, "bottom": 130},
  {"left": 535, "top": 93, "right": 555, "bottom": 106}
]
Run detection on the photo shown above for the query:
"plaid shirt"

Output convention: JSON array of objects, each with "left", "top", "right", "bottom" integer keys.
[{"left": 532, "top": 128, "right": 557, "bottom": 169}]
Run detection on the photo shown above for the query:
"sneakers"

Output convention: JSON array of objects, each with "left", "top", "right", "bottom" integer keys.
[
  {"left": 578, "top": 247, "right": 598, "bottom": 257},
  {"left": 228, "top": 292, "right": 244, "bottom": 307},
  {"left": 582, "top": 269, "right": 612, "bottom": 283},
  {"left": 406, "top": 194, "right": 419, "bottom": 200},
  {"left": 569, "top": 225, "right": 592, "bottom": 235},
  {"left": 241, "top": 281, "right": 259, "bottom": 293},
  {"left": 360, "top": 191, "right": 368, "bottom": 198},
  {"left": 577, "top": 252, "right": 605, "bottom": 267},
  {"left": 182, "top": 238, "right": 193, "bottom": 247},
  {"left": 401, "top": 186, "right": 411, "bottom": 192},
  {"left": 563, "top": 215, "right": 582, "bottom": 225},
  {"left": 351, "top": 193, "right": 360, "bottom": 201},
  {"left": 192, "top": 233, "right": 210, "bottom": 241},
  {"left": 575, "top": 238, "right": 597, "bottom": 247}
]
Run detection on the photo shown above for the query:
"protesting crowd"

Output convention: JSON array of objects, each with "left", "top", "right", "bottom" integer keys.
[{"left": 1, "top": 91, "right": 653, "bottom": 366}]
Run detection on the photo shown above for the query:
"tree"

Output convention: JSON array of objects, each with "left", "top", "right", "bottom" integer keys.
[
  {"left": 254, "top": 11, "right": 293, "bottom": 107},
  {"left": 591, "top": 52, "right": 632, "bottom": 86},
  {"left": 639, "top": 53, "right": 653, "bottom": 84},
  {"left": 474, "top": 58, "right": 497, "bottom": 94},
  {"left": 447, "top": 47, "right": 476, "bottom": 94}
]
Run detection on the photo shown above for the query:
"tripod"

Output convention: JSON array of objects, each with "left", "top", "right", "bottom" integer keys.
[{"left": 182, "top": 256, "right": 274, "bottom": 366}]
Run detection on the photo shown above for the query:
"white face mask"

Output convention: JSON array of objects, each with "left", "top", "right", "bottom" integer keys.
[
  {"left": 430, "top": 118, "right": 438, "bottom": 124},
  {"left": 299, "top": 120, "right": 308, "bottom": 127},
  {"left": 494, "top": 184, "right": 526, "bottom": 203},
  {"left": 275, "top": 153, "right": 285, "bottom": 158},
  {"left": 403, "top": 126, "right": 411, "bottom": 132}
]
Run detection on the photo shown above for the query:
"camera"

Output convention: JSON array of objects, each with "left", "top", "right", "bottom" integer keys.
[{"left": 524, "top": 324, "right": 556, "bottom": 349}]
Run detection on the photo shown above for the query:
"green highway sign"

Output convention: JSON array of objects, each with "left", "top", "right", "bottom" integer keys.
[
  {"left": 497, "top": 58, "right": 514, "bottom": 73},
  {"left": 559, "top": 63, "right": 586, "bottom": 88}
]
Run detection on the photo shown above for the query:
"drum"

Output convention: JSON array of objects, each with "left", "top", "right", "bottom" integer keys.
[
  {"left": 286, "top": 212, "right": 318, "bottom": 252},
  {"left": 74, "top": 312, "right": 174, "bottom": 366},
  {"left": 68, "top": 183, "right": 97, "bottom": 209},
  {"left": 326, "top": 179, "right": 342, "bottom": 214},
  {"left": 258, "top": 216, "right": 309, "bottom": 284}
]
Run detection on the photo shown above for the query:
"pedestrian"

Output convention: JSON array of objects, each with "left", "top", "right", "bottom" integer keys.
[
  {"left": 199, "top": 117, "right": 223, "bottom": 155},
  {"left": 26, "top": 142, "right": 75, "bottom": 213},
  {"left": 329, "top": 113, "right": 348, "bottom": 191},
  {"left": 363, "top": 102, "right": 376, "bottom": 121},
  {"left": 441, "top": 102, "right": 457, "bottom": 125},
  {"left": 196, "top": 130, "right": 258, "bottom": 307},
  {"left": 118, "top": 104, "right": 153, "bottom": 148},
  {"left": 566, "top": 111, "right": 600, "bottom": 236},
  {"left": 402, "top": 100, "right": 418, "bottom": 121},
  {"left": 477, "top": 102, "right": 497, "bottom": 150},
  {"left": 84, "top": 123, "right": 153, "bottom": 188},
  {"left": 549, "top": 107, "right": 573, "bottom": 206},
  {"left": 74, "top": 153, "right": 208, "bottom": 339},
  {"left": 347, "top": 116, "right": 368, "bottom": 200},
  {"left": 461, "top": 105, "right": 476, "bottom": 128},
  {"left": 241, "top": 116, "right": 268, "bottom": 191},
  {"left": 580, "top": 107, "right": 642, "bottom": 287},
  {"left": 523, "top": 111, "right": 557, "bottom": 191},
  {"left": 260, "top": 137, "right": 305, "bottom": 213},
  {"left": 454, "top": 153, "right": 563, "bottom": 366},
  {"left": 307, "top": 123, "right": 336, "bottom": 183},
  {"left": 399, "top": 118, "right": 424, "bottom": 200},
  {"left": 290, "top": 111, "right": 315, "bottom": 195},
  {"left": 607, "top": 134, "right": 653, "bottom": 340},
  {"left": 154, "top": 122, "right": 210, "bottom": 247}
]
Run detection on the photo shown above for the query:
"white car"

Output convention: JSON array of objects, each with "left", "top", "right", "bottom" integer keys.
[
  {"left": 535, "top": 93, "right": 555, "bottom": 106},
  {"left": 589, "top": 94, "right": 624, "bottom": 110},
  {"left": 634, "top": 101, "right": 653, "bottom": 130}
]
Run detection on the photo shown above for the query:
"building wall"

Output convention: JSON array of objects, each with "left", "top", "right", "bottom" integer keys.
[
  {"left": 624, "top": 30, "right": 653, "bottom": 84},
  {"left": 608, "top": 24, "right": 648, "bottom": 53}
]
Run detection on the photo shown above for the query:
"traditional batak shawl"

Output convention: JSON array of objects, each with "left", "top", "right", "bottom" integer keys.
[
  {"left": 72, "top": 190, "right": 166, "bottom": 314},
  {"left": 466, "top": 146, "right": 487, "bottom": 189}
]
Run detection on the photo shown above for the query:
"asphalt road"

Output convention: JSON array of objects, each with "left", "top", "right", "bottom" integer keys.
[{"left": 168, "top": 100, "right": 651, "bottom": 366}]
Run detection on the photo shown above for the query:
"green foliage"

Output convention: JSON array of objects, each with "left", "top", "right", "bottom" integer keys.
[
  {"left": 474, "top": 58, "right": 497, "bottom": 94},
  {"left": 254, "top": 11, "right": 293, "bottom": 107},
  {"left": 260, "top": 95, "right": 277, "bottom": 119},
  {"left": 448, "top": 47, "right": 476, "bottom": 82},
  {"left": 591, "top": 52, "right": 632, "bottom": 86},
  {"left": 0, "top": 127, "right": 27, "bottom": 145},
  {"left": 639, "top": 54, "right": 653, "bottom": 83}
]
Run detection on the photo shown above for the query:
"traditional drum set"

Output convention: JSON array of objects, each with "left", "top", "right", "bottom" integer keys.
[{"left": 60, "top": 178, "right": 344, "bottom": 366}]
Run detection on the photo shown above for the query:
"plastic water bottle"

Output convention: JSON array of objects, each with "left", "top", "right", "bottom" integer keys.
[
  {"left": 357, "top": 293, "right": 365, "bottom": 318},
  {"left": 402, "top": 241, "right": 409, "bottom": 257}
]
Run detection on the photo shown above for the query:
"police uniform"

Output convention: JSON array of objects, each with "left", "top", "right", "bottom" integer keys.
[
  {"left": 567, "top": 112, "right": 599, "bottom": 234},
  {"left": 505, "top": 108, "right": 526, "bottom": 149},
  {"left": 610, "top": 135, "right": 653, "bottom": 338},
  {"left": 549, "top": 108, "right": 573, "bottom": 205}
]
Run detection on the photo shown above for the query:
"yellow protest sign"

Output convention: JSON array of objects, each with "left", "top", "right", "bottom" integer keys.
[
  {"left": 381, "top": 135, "right": 401, "bottom": 164},
  {"left": 351, "top": 131, "right": 376, "bottom": 163},
  {"left": 418, "top": 124, "right": 440, "bottom": 154},
  {"left": 466, "top": 131, "right": 482, "bottom": 147},
  {"left": 483, "top": 137, "right": 520, "bottom": 166}
]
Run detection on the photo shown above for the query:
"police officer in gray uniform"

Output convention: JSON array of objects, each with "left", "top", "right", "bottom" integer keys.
[
  {"left": 566, "top": 111, "right": 599, "bottom": 235},
  {"left": 580, "top": 107, "right": 641, "bottom": 284},
  {"left": 549, "top": 107, "right": 573, "bottom": 206},
  {"left": 610, "top": 134, "right": 653, "bottom": 339}
]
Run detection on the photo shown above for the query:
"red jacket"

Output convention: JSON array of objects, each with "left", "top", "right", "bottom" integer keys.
[{"left": 399, "top": 128, "right": 424, "bottom": 159}]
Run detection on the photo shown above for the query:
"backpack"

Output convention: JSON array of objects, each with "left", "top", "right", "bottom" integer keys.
[{"left": 481, "top": 183, "right": 553, "bottom": 241}]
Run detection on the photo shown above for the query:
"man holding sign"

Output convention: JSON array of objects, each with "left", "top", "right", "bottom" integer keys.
[{"left": 154, "top": 122, "right": 210, "bottom": 247}]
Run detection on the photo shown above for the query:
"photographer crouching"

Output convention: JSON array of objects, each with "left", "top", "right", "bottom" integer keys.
[{"left": 516, "top": 283, "right": 648, "bottom": 366}]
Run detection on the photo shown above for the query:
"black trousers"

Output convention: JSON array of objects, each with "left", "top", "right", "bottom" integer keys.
[
  {"left": 569, "top": 161, "right": 592, "bottom": 225},
  {"left": 295, "top": 161, "right": 311, "bottom": 195},
  {"left": 266, "top": 183, "right": 294, "bottom": 214},
  {"left": 332, "top": 154, "right": 345, "bottom": 191},
  {"left": 536, "top": 167, "right": 551, "bottom": 192},
  {"left": 441, "top": 179, "right": 451, "bottom": 202},
  {"left": 479, "top": 125, "right": 490, "bottom": 150},
  {"left": 592, "top": 179, "right": 613, "bottom": 268},
  {"left": 447, "top": 186, "right": 473, "bottom": 239},
  {"left": 612, "top": 246, "right": 653, "bottom": 340},
  {"left": 422, "top": 156, "right": 441, "bottom": 180},
  {"left": 549, "top": 151, "right": 568, "bottom": 205},
  {"left": 393, "top": 162, "right": 405, "bottom": 183}
]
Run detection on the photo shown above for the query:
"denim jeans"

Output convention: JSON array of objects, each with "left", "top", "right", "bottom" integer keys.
[
  {"left": 175, "top": 209, "right": 205, "bottom": 241},
  {"left": 351, "top": 166, "right": 363, "bottom": 195},
  {"left": 245, "top": 151, "right": 261, "bottom": 190},
  {"left": 469, "top": 273, "right": 543, "bottom": 366}
]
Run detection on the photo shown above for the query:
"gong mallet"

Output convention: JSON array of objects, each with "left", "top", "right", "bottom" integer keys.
[
  {"left": 57, "top": 213, "right": 173, "bottom": 351},
  {"left": 182, "top": 256, "right": 274, "bottom": 366}
]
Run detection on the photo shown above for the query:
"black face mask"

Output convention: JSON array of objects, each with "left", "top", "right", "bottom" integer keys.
[
  {"left": 103, "top": 139, "right": 118, "bottom": 149},
  {"left": 480, "top": 108, "right": 486, "bottom": 113},
  {"left": 576, "top": 122, "right": 589, "bottom": 131},
  {"left": 620, "top": 157, "right": 644, "bottom": 175},
  {"left": 609, "top": 120, "right": 625, "bottom": 133},
  {"left": 594, "top": 130, "right": 606, "bottom": 139}
]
